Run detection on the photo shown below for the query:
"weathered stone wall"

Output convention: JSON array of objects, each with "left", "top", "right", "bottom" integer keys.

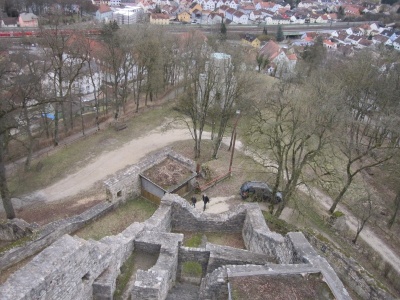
[
  {"left": 285, "top": 232, "right": 352, "bottom": 300},
  {"left": 132, "top": 231, "right": 183, "bottom": 299},
  {"left": 178, "top": 246, "right": 210, "bottom": 279},
  {"left": 0, "top": 202, "right": 114, "bottom": 272},
  {"left": 0, "top": 235, "right": 113, "bottom": 300},
  {"left": 206, "top": 242, "right": 277, "bottom": 273},
  {"left": 93, "top": 222, "right": 145, "bottom": 300},
  {"left": 0, "top": 219, "right": 36, "bottom": 241},
  {"left": 356, "top": 237, "right": 400, "bottom": 296},
  {"left": 142, "top": 203, "right": 172, "bottom": 232},
  {"left": 164, "top": 193, "right": 247, "bottom": 232},
  {"left": 306, "top": 233, "right": 395, "bottom": 300},
  {"left": 241, "top": 204, "right": 289, "bottom": 263},
  {"left": 199, "top": 266, "right": 229, "bottom": 300},
  {"left": 104, "top": 148, "right": 196, "bottom": 203}
]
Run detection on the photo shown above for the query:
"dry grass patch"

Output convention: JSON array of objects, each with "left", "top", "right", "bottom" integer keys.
[
  {"left": 75, "top": 197, "right": 157, "bottom": 240},
  {"left": 231, "top": 273, "right": 334, "bottom": 300}
]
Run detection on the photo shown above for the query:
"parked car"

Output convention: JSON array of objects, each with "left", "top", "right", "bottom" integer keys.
[{"left": 240, "top": 181, "right": 282, "bottom": 204}]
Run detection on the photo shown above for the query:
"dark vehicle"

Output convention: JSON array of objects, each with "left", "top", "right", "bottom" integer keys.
[{"left": 240, "top": 181, "right": 282, "bottom": 204}]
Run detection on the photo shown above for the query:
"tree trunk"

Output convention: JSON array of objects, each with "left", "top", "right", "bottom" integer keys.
[
  {"left": 61, "top": 102, "right": 68, "bottom": 135},
  {"left": 388, "top": 190, "right": 400, "bottom": 229},
  {"left": 23, "top": 106, "right": 34, "bottom": 171},
  {"left": 0, "top": 133, "right": 15, "bottom": 219},
  {"left": 80, "top": 98, "right": 85, "bottom": 136},
  {"left": 69, "top": 100, "right": 74, "bottom": 130},
  {"left": 54, "top": 103, "right": 59, "bottom": 146},
  {"left": 329, "top": 177, "right": 352, "bottom": 213}
]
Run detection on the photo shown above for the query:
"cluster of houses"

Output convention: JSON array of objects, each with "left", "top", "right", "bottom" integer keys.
[
  {"left": 293, "top": 22, "right": 400, "bottom": 51},
  {"left": 240, "top": 22, "right": 400, "bottom": 68},
  {"left": 93, "top": 0, "right": 395, "bottom": 26},
  {"left": 0, "top": 13, "right": 38, "bottom": 28}
]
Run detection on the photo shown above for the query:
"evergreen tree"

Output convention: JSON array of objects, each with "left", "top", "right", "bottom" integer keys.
[
  {"left": 276, "top": 25, "right": 284, "bottom": 42},
  {"left": 338, "top": 6, "right": 345, "bottom": 19},
  {"left": 220, "top": 21, "right": 227, "bottom": 41},
  {"left": 263, "top": 26, "right": 268, "bottom": 35}
]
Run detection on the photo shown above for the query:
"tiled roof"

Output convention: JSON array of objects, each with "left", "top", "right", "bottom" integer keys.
[{"left": 98, "top": 4, "right": 112, "bottom": 13}]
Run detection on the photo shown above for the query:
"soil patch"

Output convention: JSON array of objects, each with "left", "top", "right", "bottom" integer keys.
[
  {"left": 142, "top": 157, "right": 193, "bottom": 190},
  {"left": 230, "top": 273, "right": 334, "bottom": 300},
  {"left": 0, "top": 195, "right": 104, "bottom": 226}
]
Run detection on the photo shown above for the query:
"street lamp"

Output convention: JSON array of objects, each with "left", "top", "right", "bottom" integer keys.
[
  {"left": 228, "top": 110, "right": 241, "bottom": 174},
  {"left": 228, "top": 110, "right": 241, "bottom": 151}
]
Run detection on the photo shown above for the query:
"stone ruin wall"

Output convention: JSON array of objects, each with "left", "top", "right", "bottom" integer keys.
[
  {"left": 0, "top": 149, "right": 396, "bottom": 300},
  {"left": 306, "top": 233, "right": 397, "bottom": 300},
  {"left": 0, "top": 194, "right": 352, "bottom": 300},
  {"left": 104, "top": 147, "right": 196, "bottom": 204}
]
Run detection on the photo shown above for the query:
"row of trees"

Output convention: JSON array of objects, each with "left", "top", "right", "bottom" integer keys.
[
  {"left": 244, "top": 49, "right": 400, "bottom": 221},
  {"left": 1, "top": 21, "right": 226, "bottom": 219}
]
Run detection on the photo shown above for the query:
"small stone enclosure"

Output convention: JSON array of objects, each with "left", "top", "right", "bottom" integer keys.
[{"left": 104, "top": 147, "right": 197, "bottom": 205}]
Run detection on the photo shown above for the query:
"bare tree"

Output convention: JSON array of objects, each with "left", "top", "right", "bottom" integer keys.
[
  {"left": 8, "top": 50, "right": 48, "bottom": 170},
  {"left": 0, "top": 43, "right": 49, "bottom": 218},
  {"left": 245, "top": 71, "right": 340, "bottom": 217},
  {"left": 209, "top": 50, "right": 256, "bottom": 159},
  {"left": 176, "top": 56, "right": 216, "bottom": 159},
  {"left": 353, "top": 193, "right": 373, "bottom": 244},
  {"left": 100, "top": 24, "right": 136, "bottom": 119},
  {"left": 39, "top": 22, "right": 88, "bottom": 145},
  {"left": 328, "top": 51, "right": 400, "bottom": 213},
  {"left": 0, "top": 45, "right": 18, "bottom": 219}
]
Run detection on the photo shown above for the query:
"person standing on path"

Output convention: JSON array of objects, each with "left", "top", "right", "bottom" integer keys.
[
  {"left": 202, "top": 194, "right": 210, "bottom": 211},
  {"left": 191, "top": 196, "right": 197, "bottom": 207}
]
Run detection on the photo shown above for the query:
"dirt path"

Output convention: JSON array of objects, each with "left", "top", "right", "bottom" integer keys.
[
  {"left": 299, "top": 186, "right": 400, "bottom": 275},
  {"left": 18, "top": 127, "right": 194, "bottom": 205}
]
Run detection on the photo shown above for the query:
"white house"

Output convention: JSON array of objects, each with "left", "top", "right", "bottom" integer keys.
[
  {"left": 109, "top": 0, "right": 121, "bottom": 6},
  {"left": 249, "top": 10, "right": 262, "bottom": 21},
  {"left": 207, "top": 12, "right": 223, "bottom": 24},
  {"left": 202, "top": 0, "right": 215, "bottom": 11},
  {"left": 265, "top": 16, "right": 290, "bottom": 25},
  {"left": 232, "top": 10, "right": 248, "bottom": 24},
  {"left": 112, "top": 6, "right": 144, "bottom": 25},
  {"left": 95, "top": 4, "right": 113, "bottom": 22}
]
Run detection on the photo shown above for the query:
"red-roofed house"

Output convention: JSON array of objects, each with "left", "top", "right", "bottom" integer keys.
[
  {"left": 255, "top": 2, "right": 275, "bottom": 10},
  {"left": 323, "top": 39, "right": 337, "bottom": 49},
  {"left": 343, "top": 5, "right": 361, "bottom": 16},
  {"left": 95, "top": 4, "right": 113, "bottom": 22},
  {"left": 357, "top": 38, "right": 373, "bottom": 49},
  {"left": 150, "top": 13, "right": 170, "bottom": 25},
  {"left": 259, "top": 40, "right": 297, "bottom": 77}
]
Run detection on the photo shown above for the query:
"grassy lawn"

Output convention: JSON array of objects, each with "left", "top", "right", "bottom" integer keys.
[
  {"left": 75, "top": 197, "right": 158, "bottom": 240},
  {"left": 182, "top": 261, "right": 202, "bottom": 277}
]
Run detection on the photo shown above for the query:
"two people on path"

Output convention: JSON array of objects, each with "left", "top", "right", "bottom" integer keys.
[{"left": 202, "top": 194, "right": 210, "bottom": 211}]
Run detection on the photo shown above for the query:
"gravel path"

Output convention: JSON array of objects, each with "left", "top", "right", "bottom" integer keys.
[{"left": 18, "top": 127, "right": 194, "bottom": 205}]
